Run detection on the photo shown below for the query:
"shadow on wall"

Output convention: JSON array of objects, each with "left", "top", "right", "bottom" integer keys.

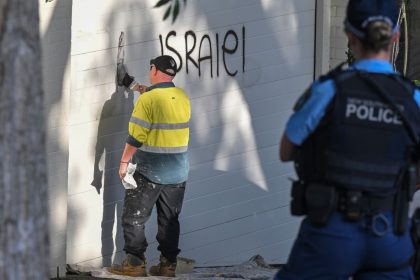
[
  {"left": 91, "top": 86, "right": 134, "bottom": 267},
  {"left": 71, "top": 0, "right": 309, "bottom": 269},
  {"left": 160, "top": 0, "right": 310, "bottom": 264},
  {"left": 88, "top": 0, "right": 308, "bottom": 267},
  {"left": 89, "top": 1, "right": 157, "bottom": 267}
]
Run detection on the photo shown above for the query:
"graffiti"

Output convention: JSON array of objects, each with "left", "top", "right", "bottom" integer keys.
[{"left": 159, "top": 26, "right": 245, "bottom": 78}]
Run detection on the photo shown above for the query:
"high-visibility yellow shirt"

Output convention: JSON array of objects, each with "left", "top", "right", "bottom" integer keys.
[
  {"left": 129, "top": 84, "right": 190, "bottom": 153},
  {"left": 127, "top": 82, "right": 191, "bottom": 184}
]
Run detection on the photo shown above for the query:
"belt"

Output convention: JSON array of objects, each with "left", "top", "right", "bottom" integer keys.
[{"left": 337, "top": 189, "right": 394, "bottom": 219}]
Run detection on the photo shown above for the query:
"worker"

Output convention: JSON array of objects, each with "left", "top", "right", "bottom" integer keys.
[{"left": 108, "top": 55, "right": 191, "bottom": 277}]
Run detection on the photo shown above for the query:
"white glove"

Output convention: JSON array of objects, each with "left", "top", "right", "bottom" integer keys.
[{"left": 122, "top": 163, "right": 137, "bottom": 189}]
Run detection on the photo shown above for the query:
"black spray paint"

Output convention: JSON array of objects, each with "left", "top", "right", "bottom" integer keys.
[{"left": 159, "top": 26, "right": 245, "bottom": 78}]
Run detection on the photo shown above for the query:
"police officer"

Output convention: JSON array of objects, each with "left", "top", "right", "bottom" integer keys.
[{"left": 275, "top": 0, "right": 420, "bottom": 279}]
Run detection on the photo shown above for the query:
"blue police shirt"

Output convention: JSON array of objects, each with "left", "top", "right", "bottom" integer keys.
[{"left": 286, "top": 59, "right": 420, "bottom": 145}]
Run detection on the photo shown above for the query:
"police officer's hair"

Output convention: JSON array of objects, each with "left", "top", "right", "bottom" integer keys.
[{"left": 361, "top": 21, "right": 393, "bottom": 52}]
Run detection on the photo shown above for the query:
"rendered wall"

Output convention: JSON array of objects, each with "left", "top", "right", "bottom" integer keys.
[
  {"left": 66, "top": 0, "right": 315, "bottom": 269},
  {"left": 38, "top": 0, "right": 417, "bottom": 275},
  {"left": 39, "top": 0, "right": 72, "bottom": 276},
  {"left": 330, "top": 0, "right": 349, "bottom": 68}
]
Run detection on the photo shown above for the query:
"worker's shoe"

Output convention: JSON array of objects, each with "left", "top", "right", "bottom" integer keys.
[
  {"left": 107, "top": 254, "right": 147, "bottom": 277},
  {"left": 149, "top": 255, "right": 177, "bottom": 277}
]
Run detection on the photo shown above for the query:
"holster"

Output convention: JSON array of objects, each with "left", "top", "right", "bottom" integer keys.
[
  {"left": 290, "top": 180, "right": 307, "bottom": 216},
  {"left": 290, "top": 181, "right": 337, "bottom": 226},
  {"left": 305, "top": 184, "right": 337, "bottom": 226},
  {"left": 394, "top": 163, "right": 417, "bottom": 235}
]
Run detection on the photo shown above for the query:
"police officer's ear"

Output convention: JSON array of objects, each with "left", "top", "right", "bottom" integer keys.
[{"left": 345, "top": 32, "right": 358, "bottom": 51}]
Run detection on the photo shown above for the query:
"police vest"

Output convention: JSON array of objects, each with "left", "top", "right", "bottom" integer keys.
[
  {"left": 296, "top": 70, "right": 420, "bottom": 195},
  {"left": 129, "top": 86, "right": 190, "bottom": 153}
]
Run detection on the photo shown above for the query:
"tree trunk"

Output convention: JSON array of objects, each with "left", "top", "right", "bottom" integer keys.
[
  {"left": 0, "top": 0, "right": 49, "bottom": 279},
  {"left": 406, "top": 0, "right": 420, "bottom": 80}
]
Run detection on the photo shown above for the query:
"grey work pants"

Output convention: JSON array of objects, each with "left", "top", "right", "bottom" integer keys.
[{"left": 122, "top": 172, "right": 186, "bottom": 263}]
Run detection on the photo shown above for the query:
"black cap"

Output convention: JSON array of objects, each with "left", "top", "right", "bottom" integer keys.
[
  {"left": 150, "top": 55, "right": 177, "bottom": 76},
  {"left": 344, "top": 0, "right": 399, "bottom": 38}
]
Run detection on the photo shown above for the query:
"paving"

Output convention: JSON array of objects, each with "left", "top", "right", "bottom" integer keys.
[{"left": 53, "top": 255, "right": 279, "bottom": 280}]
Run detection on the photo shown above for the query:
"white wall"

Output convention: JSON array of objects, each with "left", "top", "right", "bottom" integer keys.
[
  {"left": 66, "top": 0, "right": 315, "bottom": 269},
  {"left": 36, "top": 0, "right": 340, "bottom": 274},
  {"left": 38, "top": 0, "right": 414, "bottom": 275},
  {"left": 39, "top": 0, "right": 72, "bottom": 276},
  {"left": 330, "top": 0, "right": 349, "bottom": 68},
  {"left": 315, "top": 0, "right": 331, "bottom": 78}
]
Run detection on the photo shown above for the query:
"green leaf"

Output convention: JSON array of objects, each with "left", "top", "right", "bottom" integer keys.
[
  {"left": 163, "top": 5, "right": 172, "bottom": 21},
  {"left": 414, "top": 80, "right": 420, "bottom": 86},
  {"left": 154, "top": 0, "right": 171, "bottom": 8},
  {"left": 172, "top": 0, "right": 180, "bottom": 23}
]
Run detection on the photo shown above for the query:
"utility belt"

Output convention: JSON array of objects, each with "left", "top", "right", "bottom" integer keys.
[{"left": 291, "top": 181, "right": 395, "bottom": 228}]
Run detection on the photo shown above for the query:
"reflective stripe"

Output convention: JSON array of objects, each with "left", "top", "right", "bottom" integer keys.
[
  {"left": 140, "top": 145, "right": 188, "bottom": 153},
  {"left": 130, "top": 116, "right": 189, "bottom": 130},
  {"left": 130, "top": 117, "right": 151, "bottom": 129},
  {"left": 152, "top": 122, "right": 189, "bottom": 129}
]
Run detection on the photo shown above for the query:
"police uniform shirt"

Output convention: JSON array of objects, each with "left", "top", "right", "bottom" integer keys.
[{"left": 286, "top": 59, "right": 420, "bottom": 145}]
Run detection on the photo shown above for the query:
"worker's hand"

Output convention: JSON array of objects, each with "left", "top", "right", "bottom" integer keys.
[
  {"left": 117, "top": 63, "right": 134, "bottom": 88},
  {"left": 119, "top": 161, "right": 128, "bottom": 180},
  {"left": 132, "top": 84, "right": 148, "bottom": 94}
]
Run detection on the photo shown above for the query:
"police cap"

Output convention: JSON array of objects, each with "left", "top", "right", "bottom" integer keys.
[
  {"left": 344, "top": 0, "right": 399, "bottom": 38},
  {"left": 150, "top": 55, "right": 177, "bottom": 76}
]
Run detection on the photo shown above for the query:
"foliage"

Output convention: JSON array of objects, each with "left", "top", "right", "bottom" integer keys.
[
  {"left": 154, "top": 0, "right": 186, "bottom": 23},
  {"left": 346, "top": 46, "right": 355, "bottom": 65},
  {"left": 414, "top": 80, "right": 420, "bottom": 86}
]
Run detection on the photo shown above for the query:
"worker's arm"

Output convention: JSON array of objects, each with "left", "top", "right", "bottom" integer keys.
[
  {"left": 120, "top": 92, "right": 150, "bottom": 180},
  {"left": 119, "top": 143, "right": 138, "bottom": 179},
  {"left": 279, "top": 133, "right": 296, "bottom": 162},
  {"left": 131, "top": 84, "right": 148, "bottom": 93}
]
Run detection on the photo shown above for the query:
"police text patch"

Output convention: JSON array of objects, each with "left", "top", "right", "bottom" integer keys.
[{"left": 344, "top": 97, "right": 403, "bottom": 126}]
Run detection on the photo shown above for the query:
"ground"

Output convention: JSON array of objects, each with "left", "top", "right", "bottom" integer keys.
[{"left": 51, "top": 255, "right": 280, "bottom": 280}]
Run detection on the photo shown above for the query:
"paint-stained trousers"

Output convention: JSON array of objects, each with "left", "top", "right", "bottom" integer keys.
[{"left": 122, "top": 172, "right": 186, "bottom": 263}]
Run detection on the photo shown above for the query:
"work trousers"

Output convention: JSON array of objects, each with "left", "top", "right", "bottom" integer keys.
[
  {"left": 275, "top": 211, "right": 414, "bottom": 280},
  {"left": 122, "top": 172, "right": 186, "bottom": 263}
]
